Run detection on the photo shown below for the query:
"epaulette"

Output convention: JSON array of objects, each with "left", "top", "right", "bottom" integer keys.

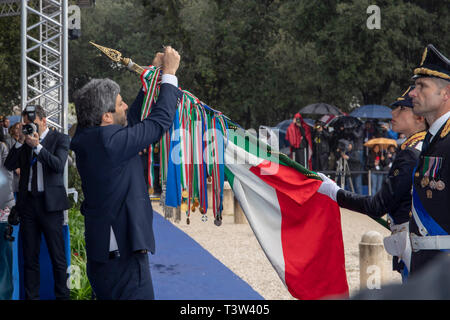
[
  {"left": 401, "top": 131, "right": 426, "bottom": 150},
  {"left": 439, "top": 117, "right": 450, "bottom": 138}
]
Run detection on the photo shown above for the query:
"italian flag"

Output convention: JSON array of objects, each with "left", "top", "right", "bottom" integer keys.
[{"left": 224, "top": 130, "right": 349, "bottom": 300}]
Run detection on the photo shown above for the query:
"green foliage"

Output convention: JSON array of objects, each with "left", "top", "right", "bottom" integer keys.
[
  {"left": 68, "top": 157, "right": 84, "bottom": 210},
  {"left": 68, "top": 206, "right": 92, "bottom": 300},
  {"left": 0, "top": 16, "right": 21, "bottom": 115},
  {"left": 68, "top": 162, "right": 90, "bottom": 299},
  {"left": 2, "top": 0, "right": 449, "bottom": 126}
]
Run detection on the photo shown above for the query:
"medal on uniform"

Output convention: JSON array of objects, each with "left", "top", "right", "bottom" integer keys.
[
  {"left": 436, "top": 180, "right": 446, "bottom": 191},
  {"left": 426, "top": 189, "right": 433, "bottom": 199},
  {"left": 432, "top": 157, "right": 445, "bottom": 191},
  {"left": 421, "top": 176, "right": 429, "bottom": 188},
  {"left": 429, "top": 179, "right": 437, "bottom": 189},
  {"left": 428, "top": 157, "right": 438, "bottom": 189},
  {"left": 421, "top": 157, "right": 432, "bottom": 188}
]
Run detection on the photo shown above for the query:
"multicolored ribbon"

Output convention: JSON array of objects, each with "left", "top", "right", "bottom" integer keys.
[{"left": 139, "top": 66, "right": 229, "bottom": 223}]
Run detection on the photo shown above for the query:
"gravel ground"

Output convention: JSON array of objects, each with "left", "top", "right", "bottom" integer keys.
[{"left": 152, "top": 202, "right": 401, "bottom": 300}]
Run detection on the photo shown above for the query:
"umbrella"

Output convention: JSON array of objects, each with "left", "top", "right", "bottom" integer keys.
[
  {"left": 303, "top": 118, "right": 315, "bottom": 127},
  {"left": 6, "top": 115, "right": 20, "bottom": 126},
  {"left": 328, "top": 116, "right": 362, "bottom": 130},
  {"left": 364, "top": 137, "right": 397, "bottom": 150},
  {"left": 275, "top": 119, "right": 292, "bottom": 132},
  {"left": 319, "top": 114, "right": 337, "bottom": 125},
  {"left": 299, "top": 103, "right": 343, "bottom": 116},
  {"left": 350, "top": 104, "right": 392, "bottom": 119}
]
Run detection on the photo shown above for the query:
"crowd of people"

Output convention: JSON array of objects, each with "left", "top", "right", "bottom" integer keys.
[{"left": 284, "top": 114, "right": 405, "bottom": 195}]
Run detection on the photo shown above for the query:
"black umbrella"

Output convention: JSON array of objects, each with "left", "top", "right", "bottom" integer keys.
[
  {"left": 298, "top": 103, "right": 343, "bottom": 116},
  {"left": 328, "top": 116, "right": 362, "bottom": 130}
]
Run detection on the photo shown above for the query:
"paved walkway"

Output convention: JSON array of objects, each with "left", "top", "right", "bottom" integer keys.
[{"left": 150, "top": 211, "right": 264, "bottom": 300}]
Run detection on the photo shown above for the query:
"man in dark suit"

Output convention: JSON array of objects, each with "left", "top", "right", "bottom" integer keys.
[
  {"left": 70, "top": 46, "right": 181, "bottom": 299},
  {"left": 4, "top": 105, "right": 71, "bottom": 300}
]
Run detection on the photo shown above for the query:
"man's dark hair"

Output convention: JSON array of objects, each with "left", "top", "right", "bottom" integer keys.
[
  {"left": 22, "top": 105, "right": 46, "bottom": 119},
  {"left": 73, "top": 78, "right": 120, "bottom": 128}
]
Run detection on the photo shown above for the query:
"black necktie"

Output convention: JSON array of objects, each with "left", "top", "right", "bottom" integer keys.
[
  {"left": 421, "top": 131, "right": 433, "bottom": 155},
  {"left": 31, "top": 159, "right": 38, "bottom": 195}
]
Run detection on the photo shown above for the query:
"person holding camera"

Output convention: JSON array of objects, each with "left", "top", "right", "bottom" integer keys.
[
  {"left": 312, "top": 120, "right": 330, "bottom": 171},
  {"left": 4, "top": 105, "right": 71, "bottom": 300},
  {"left": 285, "top": 113, "right": 312, "bottom": 169},
  {"left": 70, "top": 46, "right": 181, "bottom": 300}
]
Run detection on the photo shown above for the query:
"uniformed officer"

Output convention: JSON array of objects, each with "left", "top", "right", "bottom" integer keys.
[
  {"left": 407, "top": 44, "right": 450, "bottom": 274},
  {"left": 318, "top": 86, "right": 427, "bottom": 280}
]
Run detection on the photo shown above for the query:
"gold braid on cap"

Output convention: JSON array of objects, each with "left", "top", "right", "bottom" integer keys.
[
  {"left": 413, "top": 67, "right": 450, "bottom": 80},
  {"left": 420, "top": 47, "right": 428, "bottom": 66}
]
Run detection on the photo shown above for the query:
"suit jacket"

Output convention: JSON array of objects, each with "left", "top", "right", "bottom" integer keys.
[
  {"left": 4, "top": 129, "right": 71, "bottom": 213},
  {"left": 70, "top": 83, "right": 182, "bottom": 262}
]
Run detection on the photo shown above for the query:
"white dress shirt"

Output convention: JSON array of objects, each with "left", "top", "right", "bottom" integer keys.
[
  {"left": 428, "top": 111, "right": 450, "bottom": 143},
  {"left": 15, "top": 127, "right": 49, "bottom": 192},
  {"left": 161, "top": 74, "right": 178, "bottom": 88}
]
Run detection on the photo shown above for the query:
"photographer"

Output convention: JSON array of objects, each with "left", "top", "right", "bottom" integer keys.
[
  {"left": 312, "top": 120, "right": 330, "bottom": 171},
  {"left": 4, "top": 105, "right": 70, "bottom": 300}
]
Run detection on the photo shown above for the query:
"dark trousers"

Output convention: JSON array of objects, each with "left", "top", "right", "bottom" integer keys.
[
  {"left": 86, "top": 252, "right": 154, "bottom": 300},
  {"left": 293, "top": 147, "right": 309, "bottom": 168},
  {"left": 313, "top": 152, "right": 329, "bottom": 171},
  {"left": 20, "top": 192, "right": 70, "bottom": 300}
]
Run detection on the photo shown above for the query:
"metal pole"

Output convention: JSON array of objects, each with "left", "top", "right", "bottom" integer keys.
[
  {"left": 62, "top": 0, "right": 68, "bottom": 135},
  {"left": 21, "top": 0, "right": 27, "bottom": 110},
  {"left": 62, "top": 0, "right": 69, "bottom": 224}
]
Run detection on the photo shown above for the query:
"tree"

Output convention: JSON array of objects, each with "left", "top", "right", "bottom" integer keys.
[{"left": 0, "top": 15, "right": 21, "bottom": 115}]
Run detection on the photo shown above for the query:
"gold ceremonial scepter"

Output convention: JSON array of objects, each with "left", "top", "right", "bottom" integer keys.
[{"left": 90, "top": 41, "right": 146, "bottom": 75}]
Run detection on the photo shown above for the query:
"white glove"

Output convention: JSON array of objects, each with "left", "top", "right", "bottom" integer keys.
[
  {"left": 383, "top": 222, "right": 411, "bottom": 272},
  {"left": 317, "top": 172, "right": 341, "bottom": 202}
]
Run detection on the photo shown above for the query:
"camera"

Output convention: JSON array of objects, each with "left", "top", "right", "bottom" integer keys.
[
  {"left": 8, "top": 206, "right": 19, "bottom": 226},
  {"left": 336, "top": 139, "right": 350, "bottom": 153},
  {"left": 4, "top": 224, "right": 14, "bottom": 242},
  {"left": 22, "top": 105, "right": 39, "bottom": 135}
]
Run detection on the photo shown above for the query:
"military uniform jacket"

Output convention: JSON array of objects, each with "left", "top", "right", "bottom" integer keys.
[
  {"left": 410, "top": 118, "right": 450, "bottom": 273},
  {"left": 337, "top": 132, "right": 425, "bottom": 224}
]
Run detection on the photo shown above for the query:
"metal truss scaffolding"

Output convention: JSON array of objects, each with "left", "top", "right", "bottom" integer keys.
[
  {"left": 20, "top": 0, "right": 68, "bottom": 135},
  {"left": 0, "top": 0, "right": 21, "bottom": 17}
]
